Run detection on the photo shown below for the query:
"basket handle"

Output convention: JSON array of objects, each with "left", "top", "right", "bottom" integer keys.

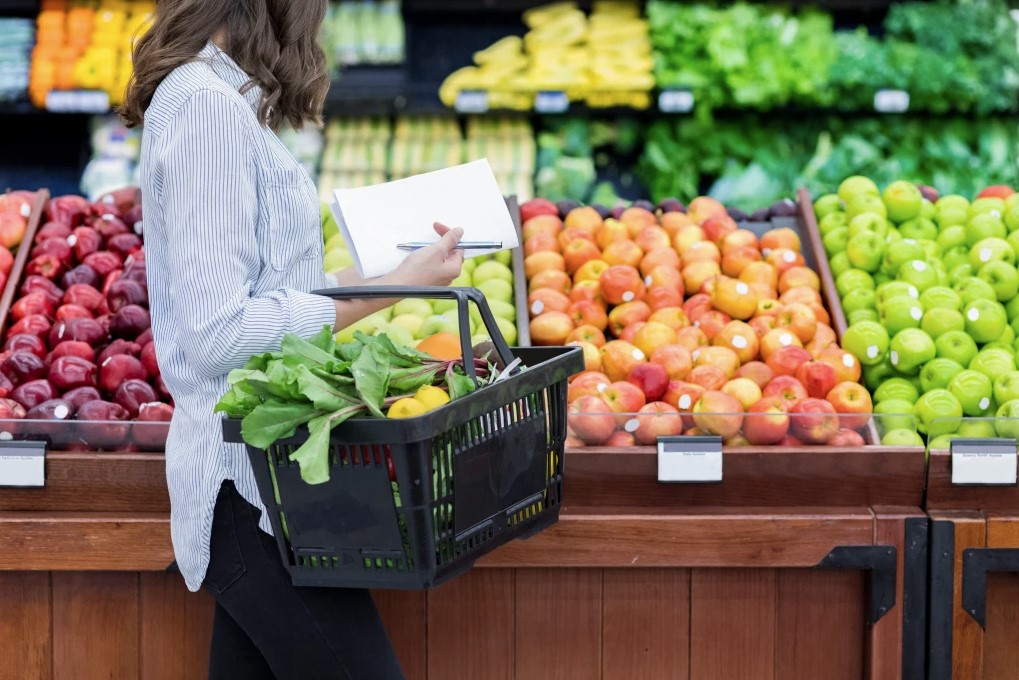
[{"left": 311, "top": 285, "right": 517, "bottom": 382}]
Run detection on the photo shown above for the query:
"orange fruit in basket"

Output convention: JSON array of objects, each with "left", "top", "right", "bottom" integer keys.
[{"left": 416, "top": 332, "right": 462, "bottom": 360}]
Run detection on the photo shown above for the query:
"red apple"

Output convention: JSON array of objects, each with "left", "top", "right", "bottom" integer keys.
[
  {"left": 763, "top": 375, "right": 809, "bottom": 407},
  {"left": 743, "top": 396, "right": 790, "bottom": 445},
  {"left": 826, "top": 381, "right": 873, "bottom": 431},
  {"left": 692, "top": 390, "right": 744, "bottom": 439},
  {"left": 602, "top": 381, "right": 647, "bottom": 424},
  {"left": 765, "top": 345, "right": 812, "bottom": 377},
  {"left": 736, "top": 361, "right": 774, "bottom": 390},
  {"left": 568, "top": 395, "right": 616, "bottom": 445},
  {"left": 663, "top": 380, "right": 705, "bottom": 429},
  {"left": 568, "top": 371, "right": 611, "bottom": 403},
  {"left": 795, "top": 360, "right": 838, "bottom": 400},
  {"left": 790, "top": 398, "right": 840, "bottom": 445},
  {"left": 829, "top": 429, "right": 866, "bottom": 447},
  {"left": 777, "top": 434, "right": 804, "bottom": 447},
  {"left": 626, "top": 363, "right": 669, "bottom": 402},
  {"left": 605, "top": 430, "right": 636, "bottom": 447},
  {"left": 634, "top": 401, "right": 683, "bottom": 445}
]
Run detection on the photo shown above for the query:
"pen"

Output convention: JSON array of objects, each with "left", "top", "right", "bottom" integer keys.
[{"left": 397, "top": 241, "right": 504, "bottom": 251}]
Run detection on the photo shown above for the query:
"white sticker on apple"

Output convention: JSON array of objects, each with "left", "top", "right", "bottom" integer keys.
[
  {"left": 980, "top": 397, "right": 991, "bottom": 410},
  {"left": 890, "top": 351, "right": 899, "bottom": 366},
  {"left": 736, "top": 282, "right": 749, "bottom": 295},
  {"left": 622, "top": 291, "right": 635, "bottom": 302},
  {"left": 678, "top": 394, "right": 692, "bottom": 410},
  {"left": 780, "top": 333, "right": 794, "bottom": 346},
  {"left": 66, "top": 234, "right": 77, "bottom": 247},
  {"left": 908, "top": 286, "right": 919, "bottom": 298},
  {"left": 783, "top": 251, "right": 796, "bottom": 263},
  {"left": 867, "top": 345, "right": 879, "bottom": 359},
  {"left": 843, "top": 354, "right": 855, "bottom": 368},
  {"left": 692, "top": 350, "right": 701, "bottom": 360},
  {"left": 992, "top": 210, "right": 1002, "bottom": 219},
  {"left": 762, "top": 248, "right": 772, "bottom": 257},
  {"left": 633, "top": 349, "right": 645, "bottom": 361},
  {"left": 597, "top": 383, "right": 608, "bottom": 393},
  {"left": 911, "top": 307, "right": 922, "bottom": 321},
  {"left": 624, "top": 418, "right": 640, "bottom": 433},
  {"left": 54, "top": 404, "right": 69, "bottom": 419},
  {"left": 0, "top": 431, "right": 12, "bottom": 441},
  {"left": 904, "top": 238, "right": 917, "bottom": 244},
  {"left": 732, "top": 336, "right": 748, "bottom": 349},
  {"left": 913, "top": 261, "right": 926, "bottom": 272},
  {"left": 645, "top": 275, "right": 653, "bottom": 287},
  {"left": 20, "top": 204, "right": 30, "bottom": 218},
  {"left": 968, "top": 307, "right": 980, "bottom": 321},
  {"left": 531, "top": 301, "right": 544, "bottom": 315},
  {"left": 980, "top": 248, "right": 993, "bottom": 262}
]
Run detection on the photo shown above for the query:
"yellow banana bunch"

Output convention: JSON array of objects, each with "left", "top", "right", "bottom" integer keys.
[
  {"left": 522, "top": 2, "right": 578, "bottom": 29},
  {"left": 473, "top": 36, "right": 522, "bottom": 65}
]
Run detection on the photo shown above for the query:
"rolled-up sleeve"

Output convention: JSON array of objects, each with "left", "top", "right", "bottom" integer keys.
[{"left": 157, "top": 89, "right": 336, "bottom": 378}]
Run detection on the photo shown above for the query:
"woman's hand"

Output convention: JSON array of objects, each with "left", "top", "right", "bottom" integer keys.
[{"left": 389, "top": 223, "right": 465, "bottom": 287}]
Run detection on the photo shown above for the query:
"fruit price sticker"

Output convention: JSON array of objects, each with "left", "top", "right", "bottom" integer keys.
[
  {"left": 454, "top": 90, "right": 489, "bottom": 114},
  {"left": 657, "top": 435, "right": 722, "bottom": 483},
  {"left": 951, "top": 438, "right": 1018, "bottom": 486},
  {"left": 45, "top": 89, "right": 110, "bottom": 114},
  {"left": 873, "top": 89, "right": 910, "bottom": 113},
  {"left": 0, "top": 440, "right": 46, "bottom": 488},
  {"left": 534, "top": 91, "right": 569, "bottom": 114},
  {"left": 658, "top": 89, "right": 695, "bottom": 114}
]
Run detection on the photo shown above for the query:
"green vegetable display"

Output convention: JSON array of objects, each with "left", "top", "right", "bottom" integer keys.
[{"left": 216, "top": 327, "right": 499, "bottom": 485}]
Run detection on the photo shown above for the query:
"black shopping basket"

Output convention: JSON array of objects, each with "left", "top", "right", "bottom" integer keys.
[{"left": 222, "top": 286, "right": 584, "bottom": 589}]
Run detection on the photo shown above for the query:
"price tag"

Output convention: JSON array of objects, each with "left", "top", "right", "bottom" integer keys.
[
  {"left": 534, "top": 90, "right": 569, "bottom": 114},
  {"left": 45, "top": 90, "right": 110, "bottom": 114},
  {"left": 657, "top": 435, "right": 722, "bottom": 483},
  {"left": 454, "top": 90, "right": 488, "bottom": 114},
  {"left": 658, "top": 89, "right": 695, "bottom": 113},
  {"left": 0, "top": 440, "right": 46, "bottom": 488},
  {"left": 874, "top": 89, "right": 910, "bottom": 113},
  {"left": 951, "top": 438, "right": 1018, "bottom": 486}
]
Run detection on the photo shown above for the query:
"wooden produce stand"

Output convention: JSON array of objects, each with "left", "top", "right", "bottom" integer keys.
[{"left": 926, "top": 443, "right": 1019, "bottom": 680}]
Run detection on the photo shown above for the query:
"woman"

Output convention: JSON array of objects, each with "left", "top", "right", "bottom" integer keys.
[{"left": 120, "top": 2, "right": 463, "bottom": 678}]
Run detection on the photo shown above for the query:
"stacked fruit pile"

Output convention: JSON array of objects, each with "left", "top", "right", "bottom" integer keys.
[
  {"left": 322, "top": 0, "right": 404, "bottom": 70},
  {"left": 0, "top": 189, "right": 172, "bottom": 449},
  {"left": 817, "top": 177, "right": 1019, "bottom": 446},
  {"left": 30, "top": 0, "right": 154, "bottom": 108},
  {"left": 439, "top": 1, "right": 654, "bottom": 111},
  {"left": 518, "top": 196, "right": 874, "bottom": 447},
  {"left": 320, "top": 204, "right": 519, "bottom": 351}
]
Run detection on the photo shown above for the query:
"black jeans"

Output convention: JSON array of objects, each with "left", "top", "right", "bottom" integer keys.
[{"left": 202, "top": 480, "right": 406, "bottom": 680}]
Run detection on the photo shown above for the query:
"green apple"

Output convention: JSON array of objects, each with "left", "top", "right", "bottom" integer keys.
[
  {"left": 898, "top": 217, "right": 937, "bottom": 241},
  {"left": 881, "top": 429, "right": 925, "bottom": 446},
  {"left": 842, "top": 320, "right": 890, "bottom": 366},
  {"left": 494, "top": 250, "right": 512, "bottom": 266},
  {"left": 1004, "top": 201, "right": 1019, "bottom": 232},
  {"left": 863, "top": 358, "right": 898, "bottom": 389},
  {"left": 957, "top": 419, "right": 998, "bottom": 439},
  {"left": 836, "top": 269, "right": 876, "bottom": 297},
  {"left": 477, "top": 279, "right": 513, "bottom": 304},
  {"left": 928, "top": 434, "right": 956, "bottom": 450},
  {"left": 898, "top": 259, "right": 938, "bottom": 292},
  {"left": 877, "top": 281, "right": 919, "bottom": 305},
  {"left": 881, "top": 240, "right": 925, "bottom": 276},
  {"left": 819, "top": 211, "right": 848, "bottom": 235},
  {"left": 995, "top": 400, "right": 1019, "bottom": 440},
  {"left": 846, "top": 232, "right": 885, "bottom": 272},
  {"left": 882, "top": 180, "right": 924, "bottom": 223},
  {"left": 830, "top": 252, "right": 852, "bottom": 278},
  {"left": 889, "top": 328, "right": 936, "bottom": 374},
  {"left": 842, "top": 288, "right": 877, "bottom": 314},
  {"left": 922, "top": 198, "right": 937, "bottom": 220},
  {"left": 954, "top": 277, "right": 997, "bottom": 305},
  {"left": 822, "top": 228, "right": 849, "bottom": 257},
  {"left": 390, "top": 313, "right": 424, "bottom": 338},
  {"left": 335, "top": 316, "right": 384, "bottom": 344},
  {"left": 451, "top": 271, "right": 474, "bottom": 288},
  {"left": 969, "top": 347, "right": 1017, "bottom": 378},
  {"left": 1007, "top": 230, "right": 1019, "bottom": 261},
  {"left": 1007, "top": 296, "right": 1019, "bottom": 321},
  {"left": 378, "top": 323, "right": 416, "bottom": 348},
  {"left": 966, "top": 213, "right": 1007, "bottom": 246},
  {"left": 948, "top": 369, "right": 994, "bottom": 416},
  {"left": 873, "top": 272, "right": 893, "bottom": 286},
  {"left": 935, "top": 331, "right": 979, "bottom": 367},
  {"left": 393, "top": 298, "right": 435, "bottom": 319},
  {"left": 944, "top": 250, "right": 972, "bottom": 278},
  {"left": 978, "top": 260, "right": 1019, "bottom": 301},
  {"left": 848, "top": 212, "right": 889, "bottom": 239},
  {"left": 913, "top": 389, "right": 963, "bottom": 436},
  {"left": 488, "top": 299, "right": 517, "bottom": 322},
  {"left": 471, "top": 333, "right": 491, "bottom": 346},
  {"left": 921, "top": 308, "right": 965, "bottom": 339},
  {"left": 1004, "top": 326, "right": 1018, "bottom": 346},
  {"left": 964, "top": 299, "right": 1008, "bottom": 343},
  {"left": 839, "top": 175, "right": 880, "bottom": 203},
  {"left": 495, "top": 316, "right": 518, "bottom": 345},
  {"left": 874, "top": 399, "right": 917, "bottom": 433},
  {"left": 418, "top": 314, "right": 461, "bottom": 339},
  {"left": 814, "top": 194, "right": 844, "bottom": 219},
  {"left": 886, "top": 228, "right": 903, "bottom": 243},
  {"left": 993, "top": 370, "right": 1019, "bottom": 406},
  {"left": 462, "top": 258, "right": 477, "bottom": 274},
  {"left": 936, "top": 225, "right": 968, "bottom": 252},
  {"left": 880, "top": 299, "right": 923, "bottom": 336},
  {"left": 323, "top": 248, "right": 353, "bottom": 273},
  {"left": 874, "top": 377, "right": 920, "bottom": 404},
  {"left": 846, "top": 194, "right": 888, "bottom": 221},
  {"left": 919, "top": 286, "right": 962, "bottom": 312},
  {"left": 920, "top": 357, "right": 965, "bottom": 392},
  {"left": 472, "top": 261, "right": 513, "bottom": 285},
  {"left": 938, "top": 194, "right": 971, "bottom": 212},
  {"left": 847, "top": 309, "right": 879, "bottom": 325},
  {"left": 970, "top": 197, "right": 1006, "bottom": 218},
  {"left": 937, "top": 207, "right": 969, "bottom": 229},
  {"left": 970, "top": 237, "right": 1016, "bottom": 268}
]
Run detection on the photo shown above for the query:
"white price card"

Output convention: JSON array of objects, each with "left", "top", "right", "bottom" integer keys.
[
  {"left": 951, "top": 438, "right": 1018, "bottom": 486},
  {"left": 658, "top": 89, "right": 695, "bottom": 113},
  {"left": 455, "top": 90, "right": 489, "bottom": 114},
  {"left": 534, "top": 90, "right": 569, "bottom": 114},
  {"left": 45, "top": 90, "right": 110, "bottom": 114},
  {"left": 0, "top": 440, "right": 46, "bottom": 488},
  {"left": 874, "top": 89, "right": 910, "bottom": 113},
  {"left": 657, "top": 436, "right": 722, "bottom": 483}
]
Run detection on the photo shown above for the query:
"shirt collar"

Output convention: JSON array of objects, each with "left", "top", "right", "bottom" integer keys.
[{"left": 198, "top": 40, "right": 262, "bottom": 112}]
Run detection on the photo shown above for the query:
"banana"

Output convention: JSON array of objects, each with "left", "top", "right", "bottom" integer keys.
[
  {"left": 522, "top": 2, "right": 578, "bottom": 29},
  {"left": 472, "top": 35, "right": 522, "bottom": 65}
]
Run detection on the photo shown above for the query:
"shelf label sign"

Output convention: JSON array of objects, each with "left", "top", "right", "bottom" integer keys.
[
  {"left": 534, "top": 90, "right": 569, "bottom": 114},
  {"left": 657, "top": 435, "right": 722, "bottom": 483},
  {"left": 874, "top": 89, "right": 910, "bottom": 113},
  {"left": 45, "top": 90, "right": 110, "bottom": 114},
  {"left": 658, "top": 89, "right": 695, "bottom": 113},
  {"left": 951, "top": 438, "right": 1018, "bottom": 486},
  {"left": 0, "top": 440, "right": 46, "bottom": 488},
  {"left": 455, "top": 90, "right": 489, "bottom": 114}
]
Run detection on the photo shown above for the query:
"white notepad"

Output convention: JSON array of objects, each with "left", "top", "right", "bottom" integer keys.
[{"left": 329, "top": 159, "right": 519, "bottom": 280}]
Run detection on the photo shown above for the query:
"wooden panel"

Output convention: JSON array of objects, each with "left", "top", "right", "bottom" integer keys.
[
  {"left": 427, "top": 568, "right": 514, "bottom": 680},
  {"left": 985, "top": 573, "right": 1019, "bottom": 680},
  {"left": 951, "top": 517, "right": 987, "bottom": 680},
  {"left": 774, "top": 570, "right": 864, "bottom": 680},
  {"left": 373, "top": 590, "right": 427, "bottom": 680},
  {"left": 482, "top": 510, "right": 874, "bottom": 568},
  {"left": 926, "top": 450, "right": 1019, "bottom": 513},
  {"left": 867, "top": 510, "right": 918, "bottom": 680},
  {"left": 52, "top": 572, "right": 139, "bottom": 680},
  {"left": 602, "top": 568, "right": 690, "bottom": 680},
  {"left": 0, "top": 453, "right": 169, "bottom": 513},
  {"left": 0, "top": 572, "right": 50, "bottom": 680},
  {"left": 515, "top": 569, "right": 601, "bottom": 680},
  {"left": 139, "top": 572, "right": 215, "bottom": 680},
  {"left": 565, "top": 448, "right": 924, "bottom": 509},
  {"left": 690, "top": 569, "right": 776, "bottom": 680},
  {"left": 0, "top": 513, "right": 173, "bottom": 570}
]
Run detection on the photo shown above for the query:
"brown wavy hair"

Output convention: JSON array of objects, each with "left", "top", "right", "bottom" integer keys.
[{"left": 120, "top": 0, "right": 329, "bottom": 132}]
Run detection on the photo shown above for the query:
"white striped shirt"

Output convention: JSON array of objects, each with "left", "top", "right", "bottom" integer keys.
[{"left": 139, "top": 41, "right": 337, "bottom": 592}]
